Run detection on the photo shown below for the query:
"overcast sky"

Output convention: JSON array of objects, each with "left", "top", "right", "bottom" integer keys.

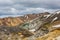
[{"left": 0, "top": 0, "right": 60, "bottom": 15}]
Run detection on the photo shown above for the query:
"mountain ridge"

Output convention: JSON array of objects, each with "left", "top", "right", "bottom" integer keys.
[{"left": 0, "top": 12, "right": 49, "bottom": 27}]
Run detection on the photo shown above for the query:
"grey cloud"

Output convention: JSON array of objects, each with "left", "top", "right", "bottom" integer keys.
[
  {"left": 13, "top": 0, "right": 60, "bottom": 9},
  {"left": 0, "top": 0, "right": 14, "bottom": 7},
  {"left": 0, "top": 0, "right": 60, "bottom": 15}
]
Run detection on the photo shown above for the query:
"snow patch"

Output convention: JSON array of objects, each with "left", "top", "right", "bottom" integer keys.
[
  {"left": 51, "top": 17, "right": 58, "bottom": 22},
  {"left": 52, "top": 24, "right": 60, "bottom": 28},
  {"left": 56, "top": 11, "right": 60, "bottom": 14},
  {"left": 46, "top": 15, "right": 51, "bottom": 18},
  {"left": 44, "top": 14, "right": 51, "bottom": 19},
  {"left": 29, "top": 29, "right": 35, "bottom": 32}
]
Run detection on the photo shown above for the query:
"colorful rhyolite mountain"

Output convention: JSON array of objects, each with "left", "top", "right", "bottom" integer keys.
[
  {"left": 0, "top": 12, "right": 49, "bottom": 27},
  {"left": 0, "top": 11, "right": 60, "bottom": 40}
]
